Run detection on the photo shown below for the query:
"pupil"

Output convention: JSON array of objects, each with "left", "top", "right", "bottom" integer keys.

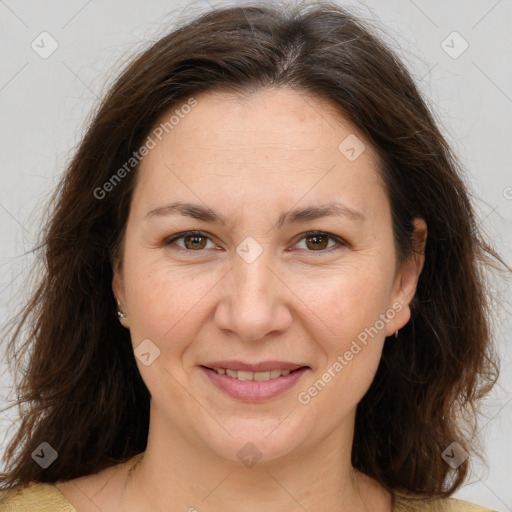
[
  {"left": 307, "top": 235, "right": 327, "bottom": 250},
  {"left": 186, "top": 235, "right": 206, "bottom": 250}
]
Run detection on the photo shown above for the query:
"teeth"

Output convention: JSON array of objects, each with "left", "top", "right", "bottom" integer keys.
[
  {"left": 254, "top": 371, "right": 270, "bottom": 381},
  {"left": 213, "top": 368, "right": 295, "bottom": 381}
]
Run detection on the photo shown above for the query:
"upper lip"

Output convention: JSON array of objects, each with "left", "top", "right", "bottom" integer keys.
[{"left": 202, "top": 360, "right": 308, "bottom": 372}]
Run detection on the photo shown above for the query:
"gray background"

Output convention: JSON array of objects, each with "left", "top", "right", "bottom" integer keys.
[{"left": 0, "top": 0, "right": 511, "bottom": 509}]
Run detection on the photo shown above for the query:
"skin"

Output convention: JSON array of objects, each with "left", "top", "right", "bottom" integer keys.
[{"left": 57, "top": 87, "right": 427, "bottom": 511}]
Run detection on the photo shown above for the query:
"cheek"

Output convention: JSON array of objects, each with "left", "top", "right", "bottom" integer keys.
[
  {"left": 297, "top": 271, "right": 390, "bottom": 421},
  {"left": 122, "top": 250, "right": 221, "bottom": 350},
  {"left": 305, "top": 263, "right": 393, "bottom": 350},
  {"left": 122, "top": 258, "right": 218, "bottom": 402}
]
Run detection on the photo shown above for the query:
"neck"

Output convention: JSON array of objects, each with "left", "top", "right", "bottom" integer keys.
[{"left": 120, "top": 408, "right": 391, "bottom": 512}]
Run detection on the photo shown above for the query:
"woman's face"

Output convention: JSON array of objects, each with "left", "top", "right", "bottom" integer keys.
[{"left": 113, "top": 87, "right": 425, "bottom": 465}]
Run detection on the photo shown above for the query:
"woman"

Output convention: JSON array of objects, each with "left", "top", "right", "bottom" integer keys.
[{"left": 0, "top": 1, "right": 505, "bottom": 510}]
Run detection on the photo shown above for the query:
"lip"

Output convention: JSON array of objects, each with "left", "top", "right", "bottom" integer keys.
[
  {"left": 202, "top": 360, "right": 306, "bottom": 372},
  {"left": 200, "top": 365, "right": 309, "bottom": 402}
]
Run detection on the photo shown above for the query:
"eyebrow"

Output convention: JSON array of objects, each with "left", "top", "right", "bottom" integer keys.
[{"left": 145, "top": 201, "right": 366, "bottom": 227}]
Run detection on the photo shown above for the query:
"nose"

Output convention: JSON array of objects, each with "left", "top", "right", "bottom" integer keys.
[{"left": 214, "top": 252, "right": 292, "bottom": 342}]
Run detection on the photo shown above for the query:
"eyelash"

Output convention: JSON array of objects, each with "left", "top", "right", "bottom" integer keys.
[{"left": 164, "top": 230, "right": 346, "bottom": 255}]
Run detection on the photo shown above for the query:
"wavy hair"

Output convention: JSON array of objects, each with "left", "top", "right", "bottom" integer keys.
[{"left": 0, "top": 0, "right": 505, "bottom": 498}]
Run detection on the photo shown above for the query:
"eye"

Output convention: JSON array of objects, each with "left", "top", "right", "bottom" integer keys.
[
  {"left": 165, "top": 230, "right": 345, "bottom": 254},
  {"left": 165, "top": 231, "right": 217, "bottom": 252},
  {"left": 293, "top": 231, "right": 345, "bottom": 252}
]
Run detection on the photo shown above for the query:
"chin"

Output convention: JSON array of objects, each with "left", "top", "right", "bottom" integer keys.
[{"left": 198, "top": 414, "right": 311, "bottom": 467}]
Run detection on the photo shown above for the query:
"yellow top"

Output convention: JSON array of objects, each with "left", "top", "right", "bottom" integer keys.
[{"left": 0, "top": 483, "right": 497, "bottom": 511}]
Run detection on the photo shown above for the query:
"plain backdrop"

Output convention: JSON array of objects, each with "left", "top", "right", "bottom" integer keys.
[{"left": 0, "top": 0, "right": 511, "bottom": 509}]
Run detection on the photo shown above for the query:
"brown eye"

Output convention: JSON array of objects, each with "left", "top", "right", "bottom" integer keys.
[
  {"left": 295, "top": 232, "right": 342, "bottom": 252},
  {"left": 166, "top": 231, "right": 215, "bottom": 252},
  {"left": 183, "top": 233, "right": 208, "bottom": 250},
  {"left": 304, "top": 234, "right": 329, "bottom": 250}
]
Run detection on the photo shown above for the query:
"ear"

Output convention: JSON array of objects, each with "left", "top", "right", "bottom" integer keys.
[
  {"left": 112, "top": 261, "right": 130, "bottom": 329},
  {"left": 385, "top": 218, "right": 427, "bottom": 336}
]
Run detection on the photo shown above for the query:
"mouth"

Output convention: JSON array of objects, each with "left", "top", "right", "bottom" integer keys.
[
  {"left": 202, "top": 366, "right": 303, "bottom": 381},
  {"left": 199, "top": 362, "right": 310, "bottom": 402}
]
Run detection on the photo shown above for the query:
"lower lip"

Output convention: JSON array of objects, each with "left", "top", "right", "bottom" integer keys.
[{"left": 200, "top": 366, "right": 309, "bottom": 402}]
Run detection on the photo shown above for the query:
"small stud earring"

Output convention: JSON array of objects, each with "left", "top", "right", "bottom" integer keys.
[{"left": 116, "top": 298, "right": 127, "bottom": 319}]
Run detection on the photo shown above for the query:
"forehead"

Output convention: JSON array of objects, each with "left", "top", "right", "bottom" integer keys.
[
  {"left": 133, "top": 87, "right": 386, "bottom": 221},
  {"left": 161, "top": 87, "right": 370, "bottom": 155}
]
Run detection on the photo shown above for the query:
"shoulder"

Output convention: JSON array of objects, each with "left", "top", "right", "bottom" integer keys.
[
  {"left": 0, "top": 482, "right": 76, "bottom": 511},
  {"left": 393, "top": 491, "right": 497, "bottom": 512}
]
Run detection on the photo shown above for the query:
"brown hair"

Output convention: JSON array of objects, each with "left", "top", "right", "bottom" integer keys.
[{"left": 0, "top": 0, "right": 506, "bottom": 498}]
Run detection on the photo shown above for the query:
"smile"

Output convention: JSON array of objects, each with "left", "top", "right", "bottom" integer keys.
[
  {"left": 209, "top": 368, "right": 294, "bottom": 381},
  {"left": 200, "top": 365, "right": 309, "bottom": 402}
]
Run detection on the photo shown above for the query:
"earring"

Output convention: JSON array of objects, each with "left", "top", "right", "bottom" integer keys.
[
  {"left": 116, "top": 298, "right": 127, "bottom": 319},
  {"left": 394, "top": 330, "right": 399, "bottom": 338}
]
